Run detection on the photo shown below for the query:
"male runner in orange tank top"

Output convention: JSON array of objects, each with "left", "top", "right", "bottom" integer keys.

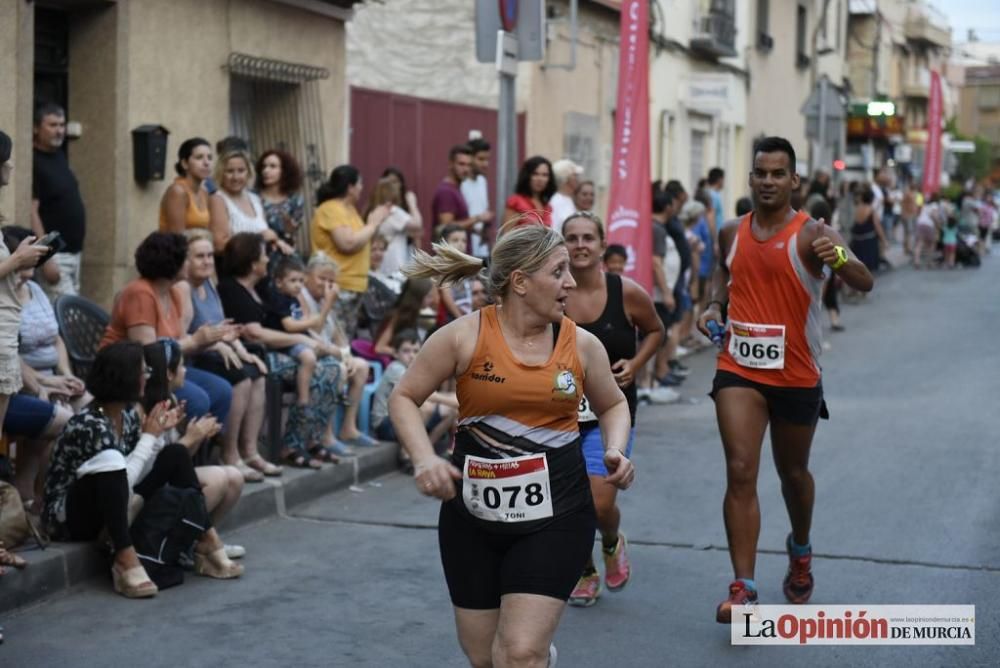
[{"left": 697, "top": 137, "right": 874, "bottom": 623}]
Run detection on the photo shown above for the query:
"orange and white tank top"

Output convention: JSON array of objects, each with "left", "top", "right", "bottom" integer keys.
[
  {"left": 717, "top": 210, "right": 825, "bottom": 387},
  {"left": 457, "top": 305, "right": 584, "bottom": 447},
  {"left": 451, "top": 305, "right": 590, "bottom": 531}
]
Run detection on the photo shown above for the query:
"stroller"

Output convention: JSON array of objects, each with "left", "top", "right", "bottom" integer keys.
[{"left": 955, "top": 234, "right": 981, "bottom": 268}]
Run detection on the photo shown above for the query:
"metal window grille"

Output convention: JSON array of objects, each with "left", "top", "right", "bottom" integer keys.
[{"left": 226, "top": 53, "right": 330, "bottom": 251}]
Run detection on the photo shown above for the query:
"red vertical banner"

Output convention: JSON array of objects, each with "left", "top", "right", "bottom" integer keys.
[
  {"left": 606, "top": 0, "right": 651, "bottom": 293},
  {"left": 922, "top": 70, "right": 942, "bottom": 198}
]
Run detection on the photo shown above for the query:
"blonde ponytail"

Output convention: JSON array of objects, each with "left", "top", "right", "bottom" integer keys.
[{"left": 404, "top": 241, "right": 485, "bottom": 289}]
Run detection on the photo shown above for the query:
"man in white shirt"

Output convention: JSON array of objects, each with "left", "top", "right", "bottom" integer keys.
[
  {"left": 550, "top": 158, "right": 584, "bottom": 234},
  {"left": 461, "top": 137, "right": 494, "bottom": 260}
]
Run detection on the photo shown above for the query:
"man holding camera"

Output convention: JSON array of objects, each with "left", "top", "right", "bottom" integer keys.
[{"left": 31, "top": 102, "right": 85, "bottom": 299}]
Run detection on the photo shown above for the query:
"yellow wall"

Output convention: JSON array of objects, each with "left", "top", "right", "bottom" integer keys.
[
  {"left": 525, "top": 4, "right": 618, "bottom": 216},
  {"left": 0, "top": 0, "right": 350, "bottom": 306},
  {"left": 0, "top": 0, "right": 34, "bottom": 226}
]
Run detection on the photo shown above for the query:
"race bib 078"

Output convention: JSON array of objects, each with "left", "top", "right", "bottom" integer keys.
[
  {"left": 463, "top": 453, "right": 554, "bottom": 523},
  {"left": 577, "top": 395, "right": 598, "bottom": 423},
  {"left": 728, "top": 320, "right": 786, "bottom": 370}
]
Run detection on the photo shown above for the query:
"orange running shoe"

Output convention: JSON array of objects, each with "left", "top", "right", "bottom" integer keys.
[
  {"left": 715, "top": 580, "right": 758, "bottom": 624},
  {"left": 783, "top": 533, "right": 814, "bottom": 604}
]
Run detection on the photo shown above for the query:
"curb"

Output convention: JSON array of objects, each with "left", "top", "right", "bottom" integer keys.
[{"left": 0, "top": 442, "right": 400, "bottom": 616}]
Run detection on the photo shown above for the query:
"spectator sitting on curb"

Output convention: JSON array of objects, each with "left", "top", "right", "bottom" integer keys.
[
  {"left": 41, "top": 342, "right": 242, "bottom": 600},
  {"left": 142, "top": 338, "right": 246, "bottom": 560},
  {"left": 370, "top": 329, "right": 457, "bottom": 473},
  {"left": 297, "top": 252, "right": 376, "bottom": 451}
]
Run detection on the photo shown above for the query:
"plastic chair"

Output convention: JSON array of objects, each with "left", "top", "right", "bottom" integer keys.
[
  {"left": 335, "top": 359, "right": 383, "bottom": 436},
  {"left": 54, "top": 295, "right": 110, "bottom": 380}
]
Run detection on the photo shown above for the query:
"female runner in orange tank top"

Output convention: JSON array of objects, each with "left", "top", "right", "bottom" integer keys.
[
  {"left": 697, "top": 137, "right": 874, "bottom": 623},
  {"left": 389, "top": 222, "right": 635, "bottom": 667}
]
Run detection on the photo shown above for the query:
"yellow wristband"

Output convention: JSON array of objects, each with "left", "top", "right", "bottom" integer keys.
[{"left": 831, "top": 245, "right": 849, "bottom": 271}]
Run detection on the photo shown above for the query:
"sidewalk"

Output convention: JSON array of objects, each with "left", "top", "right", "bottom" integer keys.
[{"left": 0, "top": 442, "right": 400, "bottom": 615}]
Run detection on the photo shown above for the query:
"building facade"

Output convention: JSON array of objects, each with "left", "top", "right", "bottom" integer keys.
[
  {"left": 647, "top": 0, "right": 749, "bottom": 215},
  {"left": 846, "top": 0, "right": 952, "bottom": 185},
  {"left": 347, "top": 0, "right": 621, "bottom": 237},
  {"left": 745, "top": 0, "right": 851, "bottom": 179},
  {"left": 1, "top": 0, "right": 356, "bottom": 307}
]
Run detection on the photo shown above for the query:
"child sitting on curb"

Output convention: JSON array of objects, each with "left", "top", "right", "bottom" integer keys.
[{"left": 370, "top": 329, "right": 457, "bottom": 473}]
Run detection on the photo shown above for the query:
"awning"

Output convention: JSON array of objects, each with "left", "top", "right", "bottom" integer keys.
[{"left": 226, "top": 53, "right": 329, "bottom": 83}]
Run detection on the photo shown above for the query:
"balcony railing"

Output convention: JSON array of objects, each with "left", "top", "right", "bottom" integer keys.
[
  {"left": 904, "top": 11, "right": 951, "bottom": 48},
  {"left": 903, "top": 68, "right": 931, "bottom": 99},
  {"left": 691, "top": 1, "right": 737, "bottom": 59}
]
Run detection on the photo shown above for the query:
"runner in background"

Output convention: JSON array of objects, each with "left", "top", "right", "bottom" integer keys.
[{"left": 562, "top": 211, "right": 663, "bottom": 608}]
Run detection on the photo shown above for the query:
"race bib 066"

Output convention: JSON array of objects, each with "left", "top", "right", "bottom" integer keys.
[
  {"left": 728, "top": 320, "right": 786, "bottom": 370},
  {"left": 463, "top": 453, "right": 554, "bottom": 523}
]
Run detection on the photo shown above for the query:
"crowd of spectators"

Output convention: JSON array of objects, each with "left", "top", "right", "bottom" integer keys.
[{"left": 1, "top": 103, "right": 994, "bottom": 598}]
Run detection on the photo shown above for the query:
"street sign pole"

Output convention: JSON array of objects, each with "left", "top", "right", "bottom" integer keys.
[{"left": 495, "top": 30, "right": 518, "bottom": 235}]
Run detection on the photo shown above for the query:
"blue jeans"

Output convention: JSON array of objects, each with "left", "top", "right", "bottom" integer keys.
[{"left": 175, "top": 367, "right": 232, "bottom": 425}]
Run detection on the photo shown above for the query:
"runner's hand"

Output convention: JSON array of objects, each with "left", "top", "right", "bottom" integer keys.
[
  {"left": 696, "top": 304, "right": 723, "bottom": 338},
  {"left": 811, "top": 235, "right": 840, "bottom": 268},
  {"left": 611, "top": 359, "right": 637, "bottom": 388},
  {"left": 603, "top": 448, "right": 635, "bottom": 490},
  {"left": 413, "top": 456, "right": 462, "bottom": 501}
]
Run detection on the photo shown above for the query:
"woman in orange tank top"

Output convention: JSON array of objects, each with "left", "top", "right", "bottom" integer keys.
[
  {"left": 389, "top": 223, "right": 634, "bottom": 667},
  {"left": 159, "top": 138, "right": 212, "bottom": 233},
  {"left": 697, "top": 137, "right": 874, "bottom": 624}
]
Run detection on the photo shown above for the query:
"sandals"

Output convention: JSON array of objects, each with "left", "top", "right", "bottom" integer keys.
[
  {"left": 341, "top": 433, "right": 380, "bottom": 448},
  {"left": 308, "top": 445, "right": 341, "bottom": 465},
  {"left": 0, "top": 543, "right": 26, "bottom": 570},
  {"left": 111, "top": 563, "right": 158, "bottom": 598},
  {"left": 244, "top": 455, "right": 283, "bottom": 477},
  {"left": 235, "top": 461, "right": 265, "bottom": 483},
  {"left": 283, "top": 449, "right": 322, "bottom": 469},
  {"left": 194, "top": 548, "right": 244, "bottom": 579}
]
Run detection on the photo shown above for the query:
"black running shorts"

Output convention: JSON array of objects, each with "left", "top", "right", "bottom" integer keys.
[
  {"left": 437, "top": 501, "right": 596, "bottom": 610},
  {"left": 710, "top": 370, "right": 829, "bottom": 425}
]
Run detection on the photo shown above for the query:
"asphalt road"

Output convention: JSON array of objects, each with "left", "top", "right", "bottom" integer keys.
[{"left": 2, "top": 254, "right": 997, "bottom": 667}]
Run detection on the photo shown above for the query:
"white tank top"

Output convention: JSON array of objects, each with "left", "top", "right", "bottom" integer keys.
[{"left": 220, "top": 190, "right": 268, "bottom": 235}]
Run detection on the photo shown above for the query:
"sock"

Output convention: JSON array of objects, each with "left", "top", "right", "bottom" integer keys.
[
  {"left": 737, "top": 578, "right": 757, "bottom": 592},
  {"left": 602, "top": 535, "right": 619, "bottom": 554},
  {"left": 789, "top": 537, "right": 812, "bottom": 557}
]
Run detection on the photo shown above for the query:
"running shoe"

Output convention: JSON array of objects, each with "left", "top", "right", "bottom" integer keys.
[
  {"left": 668, "top": 359, "right": 691, "bottom": 377},
  {"left": 649, "top": 387, "right": 681, "bottom": 404},
  {"left": 603, "top": 533, "right": 631, "bottom": 591},
  {"left": 715, "top": 580, "right": 758, "bottom": 624},
  {"left": 657, "top": 372, "right": 685, "bottom": 387},
  {"left": 783, "top": 534, "right": 814, "bottom": 604},
  {"left": 568, "top": 571, "right": 601, "bottom": 607}
]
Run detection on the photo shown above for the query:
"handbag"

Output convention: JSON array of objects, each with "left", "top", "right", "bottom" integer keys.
[{"left": 0, "top": 481, "right": 39, "bottom": 549}]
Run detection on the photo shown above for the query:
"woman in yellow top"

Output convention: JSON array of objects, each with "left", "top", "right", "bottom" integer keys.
[
  {"left": 160, "top": 138, "right": 212, "bottom": 233},
  {"left": 310, "top": 165, "right": 391, "bottom": 339}
]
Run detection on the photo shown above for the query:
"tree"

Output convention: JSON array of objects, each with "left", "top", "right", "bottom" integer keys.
[{"left": 945, "top": 117, "right": 995, "bottom": 181}]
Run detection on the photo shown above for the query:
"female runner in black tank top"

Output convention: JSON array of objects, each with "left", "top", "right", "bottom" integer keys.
[{"left": 562, "top": 211, "right": 664, "bottom": 607}]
